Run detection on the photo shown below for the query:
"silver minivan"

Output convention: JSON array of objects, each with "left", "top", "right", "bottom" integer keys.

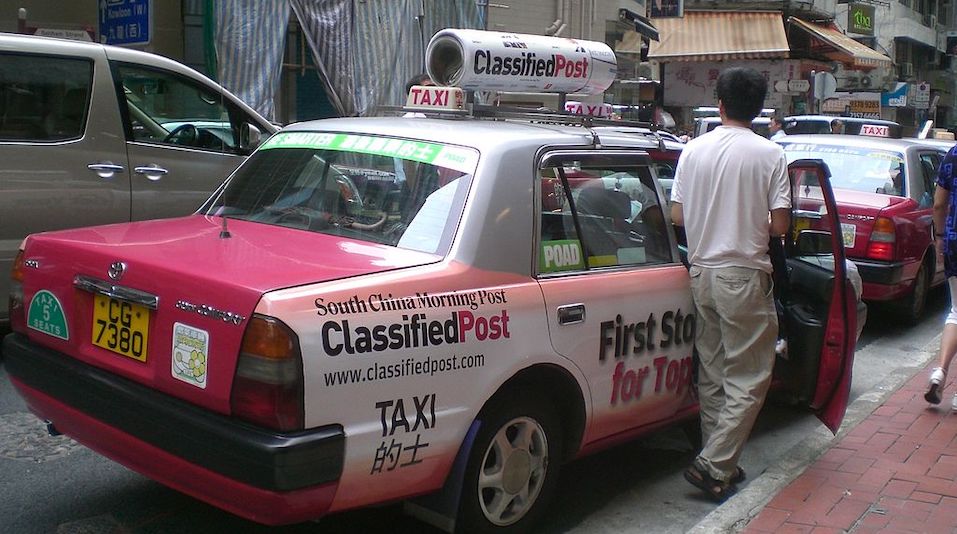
[{"left": 0, "top": 33, "right": 278, "bottom": 323}]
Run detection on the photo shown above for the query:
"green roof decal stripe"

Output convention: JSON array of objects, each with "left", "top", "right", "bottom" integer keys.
[{"left": 261, "top": 132, "right": 479, "bottom": 174}]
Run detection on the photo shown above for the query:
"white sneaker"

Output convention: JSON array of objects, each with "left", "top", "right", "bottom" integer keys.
[
  {"left": 925, "top": 367, "right": 946, "bottom": 404},
  {"left": 951, "top": 392, "right": 957, "bottom": 412}
]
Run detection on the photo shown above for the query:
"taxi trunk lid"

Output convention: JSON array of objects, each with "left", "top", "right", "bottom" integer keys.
[
  {"left": 17, "top": 215, "right": 438, "bottom": 415},
  {"left": 832, "top": 189, "right": 911, "bottom": 258}
]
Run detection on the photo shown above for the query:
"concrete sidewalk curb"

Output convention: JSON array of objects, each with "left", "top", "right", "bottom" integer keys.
[{"left": 687, "top": 334, "right": 942, "bottom": 534}]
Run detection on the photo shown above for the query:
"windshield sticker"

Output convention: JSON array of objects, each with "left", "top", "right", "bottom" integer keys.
[
  {"left": 541, "top": 239, "right": 584, "bottom": 272},
  {"left": 27, "top": 290, "right": 69, "bottom": 340},
  {"left": 171, "top": 323, "right": 209, "bottom": 389},
  {"left": 781, "top": 143, "right": 902, "bottom": 161},
  {"left": 261, "top": 132, "right": 479, "bottom": 174}
]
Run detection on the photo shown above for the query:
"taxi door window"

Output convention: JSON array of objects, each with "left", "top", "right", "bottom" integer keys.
[
  {"left": 0, "top": 53, "right": 92, "bottom": 141},
  {"left": 112, "top": 63, "right": 246, "bottom": 154},
  {"left": 918, "top": 152, "right": 940, "bottom": 208},
  {"left": 538, "top": 153, "right": 671, "bottom": 274}
]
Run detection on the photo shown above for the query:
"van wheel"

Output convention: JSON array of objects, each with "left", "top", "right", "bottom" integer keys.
[
  {"left": 897, "top": 261, "right": 929, "bottom": 325},
  {"left": 456, "top": 395, "right": 562, "bottom": 534}
]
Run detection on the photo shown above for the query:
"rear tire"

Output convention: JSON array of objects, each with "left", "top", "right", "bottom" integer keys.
[
  {"left": 456, "top": 393, "right": 563, "bottom": 534},
  {"left": 897, "top": 261, "right": 929, "bottom": 324}
]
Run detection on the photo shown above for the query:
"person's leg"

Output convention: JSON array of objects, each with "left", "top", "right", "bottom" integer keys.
[
  {"left": 690, "top": 267, "right": 724, "bottom": 448},
  {"left": 926, "top": 277, "right": 957, "bottom": 404},
  {"left": 695, "top": 267, "right": 777, "bottom": 482}
]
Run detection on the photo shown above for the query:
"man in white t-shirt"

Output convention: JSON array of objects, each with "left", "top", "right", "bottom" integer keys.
[{"left": 671, "top": 67, "right": 791, "bottom": 502}]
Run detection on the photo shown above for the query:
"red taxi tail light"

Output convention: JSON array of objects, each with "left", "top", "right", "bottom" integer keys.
[
  {"left": 865, "top": 217, "right": 896, "bottom": 261},
  {"left": 9, "top": 249, "right": 26, "bottom": 333},
  {"left": 231, "top": 315, "right": 304, "bottom": 432}
]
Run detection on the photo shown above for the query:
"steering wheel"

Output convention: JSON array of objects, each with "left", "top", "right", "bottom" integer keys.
[
  {"left": 164, "top": 124, "right": 199, "bottom": 146},
  {"left": 263, "top": 205, "right": 332, "bottom": 230}
]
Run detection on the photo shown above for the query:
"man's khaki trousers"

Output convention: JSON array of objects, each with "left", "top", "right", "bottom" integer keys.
[{"left": 689, "top": 265, "right": 778, "bottom": 483}]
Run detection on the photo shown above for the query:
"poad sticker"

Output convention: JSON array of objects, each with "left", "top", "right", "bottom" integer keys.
[{"left": 172, "top": 322, "right": 209, "bottom": 388}]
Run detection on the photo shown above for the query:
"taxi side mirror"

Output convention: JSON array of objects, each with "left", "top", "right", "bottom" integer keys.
[{"left": 240, "top": 123, "right": 263, "bottom": 153}]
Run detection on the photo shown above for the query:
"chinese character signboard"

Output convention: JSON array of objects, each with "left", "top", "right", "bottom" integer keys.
[
  {"left": 650, "top": 0, "right": 683, "bottom": 18},
  {"left": 948, "top": 32, "right": 957, "bottom": 56},
  {"left": 848, "top": 3, "right": 875, "bottom": 36},
  {"left": 98, "top": 0, "right": 151, "bottom": 46}
]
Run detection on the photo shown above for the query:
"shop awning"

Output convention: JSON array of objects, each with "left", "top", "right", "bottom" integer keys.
[
  {"left": 647, "top": 11, "right": 790, "bottom": 61},
  {"left": 789, "top": 17, "right": 892, "bottom": 69}
]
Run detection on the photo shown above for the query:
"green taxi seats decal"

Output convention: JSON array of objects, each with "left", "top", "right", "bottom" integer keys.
[
  {"left": 541, "top": 240, "right": 584, "bottom": 273},
  {"left": 27, "top": 290, "right": 70, "bottom": 340}
]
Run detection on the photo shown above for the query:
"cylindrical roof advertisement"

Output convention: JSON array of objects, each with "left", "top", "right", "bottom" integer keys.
[{"left": 426, "top": 29, "right": 618, "bottom": 95}]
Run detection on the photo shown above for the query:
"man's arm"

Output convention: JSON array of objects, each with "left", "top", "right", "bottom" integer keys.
[
  {"left": 671, "top": 201, "right": 684, "bottom": 227},
  {"left": 933, "top": 185, "right": 949, "bottom": 238},
  {"left": 770, "top": 208, "right": 790, "bottom": 237}
]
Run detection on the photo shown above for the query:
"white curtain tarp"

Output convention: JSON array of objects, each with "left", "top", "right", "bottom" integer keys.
[{"left": 214, "top": 0, "right": 482, "bottom": 118}]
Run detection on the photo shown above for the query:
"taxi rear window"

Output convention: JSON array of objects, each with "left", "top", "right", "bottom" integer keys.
[{"left": 206, "top": 132, "right": 479, "bottom": 255}]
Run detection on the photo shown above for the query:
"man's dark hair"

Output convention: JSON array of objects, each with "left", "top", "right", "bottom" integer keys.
[
  {"left": 405, "top": 73, "right": 434, "bottom": 94},
  {"left": 716, "top": 68, "right": 767, "bottom": 122}
]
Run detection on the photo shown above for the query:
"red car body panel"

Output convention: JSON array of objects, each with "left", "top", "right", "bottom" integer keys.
[{"left": 17, "top": 215, "right": 439, "bottom": 413}]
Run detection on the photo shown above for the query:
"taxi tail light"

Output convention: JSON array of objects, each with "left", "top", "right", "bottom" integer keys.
[
  {"left": 9, "top": 249, "right": 26, "bottom": 333},
  {"left": 865, "top": 217, "right": 896, "bottom": 261},
  {"left": 231, "top": 315, "right": 304, "bottom": 432}
]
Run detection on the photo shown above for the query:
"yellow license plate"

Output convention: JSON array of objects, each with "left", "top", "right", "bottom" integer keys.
[{"left": 92, "top": 294, "right": 150, "bottom": 362}]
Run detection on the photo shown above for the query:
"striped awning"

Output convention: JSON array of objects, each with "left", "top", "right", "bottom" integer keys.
[
  {"left": 648, "top": 11, "right": 790, "bottom": 62},
  {"left": 789, "top": 17, "right": 892, "bottom": 69}
]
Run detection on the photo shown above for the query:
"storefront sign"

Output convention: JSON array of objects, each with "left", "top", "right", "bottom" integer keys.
[
  {"left": 663, "top": 60, "right": 799, "bottom": 109},
  {"left": 848, "top": 3, "right": 875, "bottom": 36},
  {"left": 821, "top": 92, "right": 881, "bottom": 119},
  {"left": 881, "top": 82, "right": 908, "bottom": 107}
]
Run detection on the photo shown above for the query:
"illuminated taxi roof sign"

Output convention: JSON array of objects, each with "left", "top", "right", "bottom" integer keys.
[
  {"left": 426, "top": 28, "right": 617, "bottom": 95},
  {"left": 860, "top": 124, "right": 890, "bottom": 137},
  {"left": 405, "top": 85, "right": 466, "bottom": 111}
]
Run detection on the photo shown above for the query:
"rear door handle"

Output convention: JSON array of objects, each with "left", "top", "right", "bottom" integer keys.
[
  {"left": 87, "top": 162, "right": 125, "bottom": 178},
  {"left": 134, "top": 166, "right": 169, "bottom": 181},
  {"left": 557, "top": 303, "right": 585, "bottom": 325}
]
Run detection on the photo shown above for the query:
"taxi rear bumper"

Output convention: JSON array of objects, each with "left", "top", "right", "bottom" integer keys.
[{"left": 2, "top": 332, "right": 343, "bottom": 525}]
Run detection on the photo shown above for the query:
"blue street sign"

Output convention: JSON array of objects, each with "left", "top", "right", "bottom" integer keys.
[{"left": 98, "top": 0, "right": 151, "bottom": 46}]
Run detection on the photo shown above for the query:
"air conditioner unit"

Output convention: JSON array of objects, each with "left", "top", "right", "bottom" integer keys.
[
  {"left": 843, "top": 73, "right": 861, "bottom": 87},
  {"left": 899, "top": 62, "right": 915, "bottom": 77}
]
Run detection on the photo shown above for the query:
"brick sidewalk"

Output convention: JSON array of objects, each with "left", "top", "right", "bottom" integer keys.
[{"left": 742, "top": 360, "right": 957, "bottom": 533}]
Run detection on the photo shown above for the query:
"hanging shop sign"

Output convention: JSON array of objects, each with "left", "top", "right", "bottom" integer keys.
[{"left": 848, "top": 3, "right": 875, "bottom": 36}]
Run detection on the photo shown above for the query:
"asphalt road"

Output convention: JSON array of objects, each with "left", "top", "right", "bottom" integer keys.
[{"left": 0, "top": 287, "right": 948, "bottom": 533}]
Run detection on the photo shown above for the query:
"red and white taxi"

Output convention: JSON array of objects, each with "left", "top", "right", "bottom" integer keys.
[
  {"left": 779, "top": 135, "right": 948, "bottom": 322},
  {"left": 4, "top": 30, "right": 858, "bottom": 533}
]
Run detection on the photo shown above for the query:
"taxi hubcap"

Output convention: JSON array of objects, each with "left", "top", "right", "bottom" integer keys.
[{"left": 478, "top": 416, "right": 548, "bottom": 526}]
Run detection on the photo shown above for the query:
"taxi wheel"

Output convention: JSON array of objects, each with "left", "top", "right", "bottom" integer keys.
[
  {"left": 898, "top": 262, "right": 929, "bottom": 324},
  {"left": 457, "top": 395, "right": 562, "bottom": 534}
]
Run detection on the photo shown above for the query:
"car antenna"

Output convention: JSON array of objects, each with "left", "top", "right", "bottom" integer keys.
[{"left": 220, "top": 215, "right": 231, "bottom": 239}]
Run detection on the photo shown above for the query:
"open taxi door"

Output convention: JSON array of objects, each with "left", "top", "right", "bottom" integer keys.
[{"left": 783, "top": 159, "right": 857, "bottom": 433}]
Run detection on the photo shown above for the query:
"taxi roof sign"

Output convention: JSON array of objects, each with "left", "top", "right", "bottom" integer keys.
[
  {"left": 406, "top": 85, "right": 466, "bottom": 112},
  {"left": 860, "top": 124, "right": 890, "bottom": 137}
]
